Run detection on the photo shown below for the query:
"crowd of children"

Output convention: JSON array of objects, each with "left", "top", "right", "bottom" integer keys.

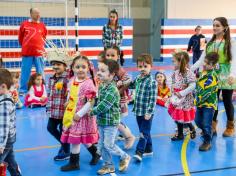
[{"left": 0, "top": 46, "right": 234, "bottom": 175}]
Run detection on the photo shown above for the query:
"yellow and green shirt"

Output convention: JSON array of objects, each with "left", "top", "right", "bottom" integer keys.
[{"left": 195, "top": 69, "right": 218, "bottom": 110}]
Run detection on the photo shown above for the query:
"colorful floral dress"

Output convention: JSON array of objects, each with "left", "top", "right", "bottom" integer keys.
[{"left": 168, "top": 69, "right": 196, "bottom": 123}]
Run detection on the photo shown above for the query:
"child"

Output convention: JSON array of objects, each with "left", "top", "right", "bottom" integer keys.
[
  {"left": 95, "top": 51, "right": 106, "bottom": 87},
  {"left": 131, "top": 53, "right": 157, "bottom": 162},
  {"left": 0, "top": 68, "right": 21, "bottom": 176},
  {"left": 60, "top": 55, "right": 100, "bottom": 171},
  {"left": 155, "top": 71, "right": 171, "bottom": 107},
  {"left": 194, "top": 52, "right": 219, "bottom": 151},
  {"left": 167, "top": 51, "right": 196, "bottom": 141},
  {"left": 105, "top": 46, "right": 135, "bottom": 149},
  {"left": 90, "top": 59, "right": 130, "bottom": 175},
  {"left": 10, "top": 72, "right": 23, "bottom": 109},
  {"left": 46, "top": 57, "right": 70, "bottom": 161},
  {"left": 24, "top": 73, "right": 48, "bottom": 108}
]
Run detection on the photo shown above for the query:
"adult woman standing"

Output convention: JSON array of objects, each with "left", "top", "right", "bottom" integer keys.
[
  {"left": 192, "top": 17, "right": 236, "bottom": 137},
  {"left": 101, "top": 10, "right": 135, "bottom": 149},
  {"left": 102, "top": 9, "right": 123, "bottom": 50}
]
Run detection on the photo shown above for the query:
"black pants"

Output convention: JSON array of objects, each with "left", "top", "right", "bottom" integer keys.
[
  {"left": 213, "top": 89, "right": 234, "bottom": 122},
  {"left": 176, "top": 122, "right": 195, "bottom": 136},
  {"left": 47, "top": 118, "right": 70, "bottom": 153}
]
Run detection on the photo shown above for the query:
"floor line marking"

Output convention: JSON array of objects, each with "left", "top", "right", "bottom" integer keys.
[
  {"left": 181, "top": 134, "right": 191, "bottom": 176},
  {"left": 179, "top": 106, "right": 235, "bottom": 176},
  {"left": 160, "top": 165, "right": 236, "bottom": 176},
  {"left": 14, "top": 133, "right": 174, "bottom": 153},
  {"left": 15, "top": 144, "right": 60, "bottom": 152}
]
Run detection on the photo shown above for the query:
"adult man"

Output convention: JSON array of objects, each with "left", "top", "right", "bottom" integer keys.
[
  {"left": 18, "top": 8, "right": 47, "bottom": 94},
  {"left": 187, "top": 26, "right": 206, "bottom": 64}
]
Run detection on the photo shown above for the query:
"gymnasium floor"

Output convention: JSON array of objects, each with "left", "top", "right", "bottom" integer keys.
[{"left": 12, "top": 61, "right": 236, "bottom": 176}]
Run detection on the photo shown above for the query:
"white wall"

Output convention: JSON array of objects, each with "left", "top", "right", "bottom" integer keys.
[
  {"left": 167, "top": 0, "right": 236, "bottom": 19},
  {"left": 0, "top": 1, "right": 150, "bottom": 19}
]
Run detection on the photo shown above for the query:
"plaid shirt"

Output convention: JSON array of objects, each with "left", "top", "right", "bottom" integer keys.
[
  {"left": 131, "top": 74, "right": 157, "bottom": 116},
  {"left": 91, "top": 81, "right": 120, "bottom": 126},
  {"left": 102, "top": 24, "right": 123, "bottom": 48},
  {"left": 46, "top": 72, "right": 68, "bottom": 119},
  {"left": 0, "top": 94, "right": 16, "bottom": 148}
]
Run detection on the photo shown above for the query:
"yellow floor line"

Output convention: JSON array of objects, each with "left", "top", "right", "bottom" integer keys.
[
  {"left": 180, "top": 105, "right": 236, "bottom": 176},
  {"left": 181, "top": 134, "right": 191, "bottom": 176}
]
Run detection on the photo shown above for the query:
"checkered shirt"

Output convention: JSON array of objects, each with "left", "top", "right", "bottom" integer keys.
[
  {"left": 102, "top": 24, "right": 123, "bottom": 48},
  {"left": 132, "top": 74, "right": 157, "bottom": 116},
  {"left": 46, "top": 72, "right": 69, "bottom": 119}
]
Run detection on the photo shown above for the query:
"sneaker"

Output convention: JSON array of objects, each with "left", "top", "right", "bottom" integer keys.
[
  {"left": 97, "top": 166, "right": 115, "bottom": 175},
  {"left": 54, "top": 151, "right": 70, "bottom": 161},
  {"left": 133, "top": 151, "right": 142, "bottom": 162},
  {"left": 119, "top": 155, "right": 131, "bottom": 172},
  {"left": 143, "top": 150, "right": 153, "bottom": 157},
  {"left": 199, "top": 142, "right": 211, "bottom": 151}
]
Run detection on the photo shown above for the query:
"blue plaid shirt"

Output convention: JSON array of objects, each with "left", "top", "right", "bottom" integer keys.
[
  {"left": 131, "top": 74, "right": 157, "bottom": 116},
  {"left": 102, "top": 24, "right": 123, "bottom": 49},
  {"left": 0, "top": 94, "right": 16, "bottom": 148}
]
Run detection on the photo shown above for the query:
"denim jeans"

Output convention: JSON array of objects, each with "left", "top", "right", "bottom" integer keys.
[
  {"left": 195, "top": 107, "right": 215, "bottom": 143},
  {"left": 98, "top": 125, "right": 128, "bottom": 167},
  {"left": 19, "top": 56, "right": 44, "bottom": 93},
  {"left": 0, "top": 137, "right": 21, "bottom": 176},
  {"left": 136, "top": 115, "right": 153, "bottom": 154}
]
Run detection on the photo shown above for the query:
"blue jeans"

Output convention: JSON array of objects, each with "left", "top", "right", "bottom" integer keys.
[
  {"left": 0, "top": 137, "right": 21, "bottom": 176},
  {"left": 98, "top": 125, "right": 128, "bottom": 167},
  {"left": 19, "top": 56, "right": 45, "bottom": 93},
  {"left": 195, "top": 107, "right": 215, "bottom": 143},
  {"left": 136, "top": 116, "right": 153, "bottom": 154}
]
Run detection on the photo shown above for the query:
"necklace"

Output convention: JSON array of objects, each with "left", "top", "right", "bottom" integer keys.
[{"left": 213, "top": 38, "right": 224, "bottom": 53}]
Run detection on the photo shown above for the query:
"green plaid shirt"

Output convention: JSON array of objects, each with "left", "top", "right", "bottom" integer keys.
[
  {"left": 91, "top": 81, "right": 120, "bottom": 126},
  {"left": 131, "top": 74, "right": 157, "bottom": 116},
  {"left": 102, "top": 24, "right": 123, "bottom": 49}
]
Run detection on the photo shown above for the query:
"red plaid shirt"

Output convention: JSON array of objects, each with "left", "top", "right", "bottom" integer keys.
[{"left": 46, "top": 72, "right": 69, "bottom": 119}]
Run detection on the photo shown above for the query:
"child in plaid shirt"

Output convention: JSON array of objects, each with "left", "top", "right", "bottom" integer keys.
[
  {"left": 91, "top": 59, "right": 131, "bottom": 175},
  {"left": 46, "top": 57, "right": 70, "bottom": 161},
  {"left": 131, "top": 53, "right": 157, "bottom": 162},
  {"left": 0, "top": 68, "right": 21, "bottom": 176},
  {"left": 105, "top": 46, "right": 135, "bottom": 150}
]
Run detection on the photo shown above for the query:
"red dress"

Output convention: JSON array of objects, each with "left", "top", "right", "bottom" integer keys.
[
  {"left": 24, "top": 84, "right": 48, "bottom": 107},
  {"left": 156, "top": 86, "right": 171, "bottom": 106}
]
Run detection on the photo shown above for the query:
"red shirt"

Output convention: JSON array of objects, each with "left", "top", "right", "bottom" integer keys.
[{"left": 18, "top": 20, "right": 47, "bottom": 56}]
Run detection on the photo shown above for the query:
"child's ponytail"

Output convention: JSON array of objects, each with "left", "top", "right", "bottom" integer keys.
[{"left": 173, "top": 51, "right": 189, "bottom": 76}]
